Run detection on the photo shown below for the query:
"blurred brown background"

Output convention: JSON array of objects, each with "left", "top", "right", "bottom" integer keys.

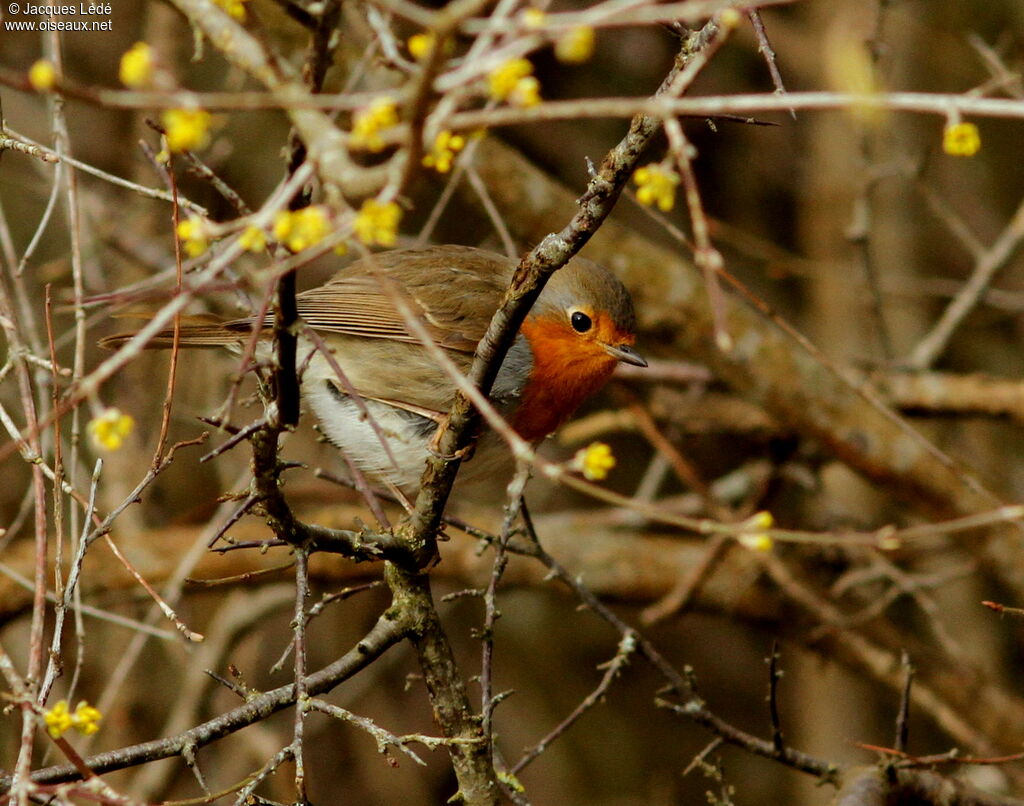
[{"left": 3, "top": 0, "right": 1024, "bottom": 803}]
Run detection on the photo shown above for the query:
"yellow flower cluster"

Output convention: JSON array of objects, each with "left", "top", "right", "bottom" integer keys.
[
  {"left": 273, "top": 206, "right": 331, "bottom": 253},
  {"left": 119, "top": 42, "right": 154, "bottom": 88},
  {"left": 214, "top": 0, "right": 249, "bottom": 21},
  {"left": 87, "top": 408, "right": 135, "bottom": 452},
  {"left": 488, "top": 58, "right": 541, "bottom": 108},
  {"left": 350, "top": 97, "right": 399, "bottom": 153},
  {"left": 44, "top": 700, "right": 103, "bottom": 739},
  {"left": 555, "top": 26, "right": 596, "bottom": 64},
  {"left": 943, "top": 121, "right": 980, "bottom": 157},
  {"left": 573, "top": 441, "right": 616, "bottom": 481},
  {"left": 28, "top": 60, "right": 56, "bottom": 92},
  {"left": 161, "top": 108, "right": 212, "bottom": 153},
  {"left": 176, "top": 216, "right": 210, "bottom": 258},
  {"left": 354, "top": 200, "right": 402, "bottom": 246},
  {"left": 422, "top": 130, "right": 466, "bottom": 173},
  {"left": 737, "top": 511, "right": 774, "bottom": 553},
  {"left": 634, "top": 163, "right": 680, "bottom": 212}
]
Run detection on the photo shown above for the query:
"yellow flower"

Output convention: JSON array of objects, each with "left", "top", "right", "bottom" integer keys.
[
  {"left": 521, "top": 7, "right": 546, "bottom": 28},
  {"left": 555, "top": 26, "right": 595, "bottom": 64},
  {"left": 238, "top": 225, "right": 267, "bottom": 253},
  {"left": 408, "top": 32, "right": 435, "bottom": 61},
  {"left": 572, "top": 442, "right": 616, "bottom": 481},
  {"left": 161, "top": 108, "right": 212, "bottom": 153},
  {"left": 42, "top": 699, "right": 103, "bottom": 739},
  {"left": 119, "top": 42, "right": 154, "bottom": 88},
  {"left": 214, "top": 0, "right": 248, "bottom": 21},
  {"left": 176, "top": 216, "right": 210, "bottom": 258},
  {"left": 44, "top": 700, "right": 74, "bottom": 739},
  {"left": 943, "top": 121, "right": 980, "bottom": 157},
  {"left": 737, "top": 511, "right": 774, "bottom": 553},
  {"left": 488, "top": 59, "right": 528, "bottom": 99},
  {"left": 407, "top": 32, "right": 453, "bottom": 61},
  {"left": 87, "top": 408, "right": 136, "bottom": 452},
  {"left": 353, "top": 200, "right": 402, "bottom": 247},
  {"left": 273, "top": 206, "right": 331, "bottom": 253},
  {"left": 350, "top": 97, "right": 399, "bottom": 153},
  {"left": 71, "top": 701, "right": 103, "bottom": 736},
  {"left": 28, "top": 60, "right": 57, "bottom": 92},
  {"left": 738, "top": 533, "right": 774, "bottom": 552},
  {"left": 634, "top": 163, "right": 680, "bottom": 212},
  {"left": 488, "top": 58, "right": 541, "bottom": 107},
  {"left": 422, "top": 130, "right": 466, "bottom": 173}
]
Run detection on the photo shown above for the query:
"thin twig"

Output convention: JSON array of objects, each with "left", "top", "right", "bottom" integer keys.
[
  {"left": 746, "top": 9, "right": 794, "bottom": 119},
  {"left": 767, "top": 641, "right": 784, "bottom": 755},
  {"left": 894, "top": 652, "right": 914, "bottom": 755},
  {"left": 291, "top": 548, "right": 310, "bottom": 802},
  {"left": 908, "top": 194, "right": 1024, "bottom": 369},
  {"left": 480, "top": 467, "right": 530, "bottom": 770},
  {"left": 511, "top": 630, "right": 637, "bottom": 774}
]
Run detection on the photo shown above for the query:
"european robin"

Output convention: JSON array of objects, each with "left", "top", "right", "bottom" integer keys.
[{"left": 102, "top": 245, "right": 646, "bottom": 492}]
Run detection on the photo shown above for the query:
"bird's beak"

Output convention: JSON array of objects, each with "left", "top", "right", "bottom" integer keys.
[{"left": 601, "top": 342, "right": 648, "bottom": 367}]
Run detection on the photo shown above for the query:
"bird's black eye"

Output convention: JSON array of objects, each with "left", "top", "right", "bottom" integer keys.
[{"left": 570, "top": 311, "right": 592, "bottom": 333}]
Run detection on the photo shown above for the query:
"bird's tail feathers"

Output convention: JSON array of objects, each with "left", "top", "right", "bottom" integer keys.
[{"left": 99, "top": 317, "right": 259, "bottom": 350}]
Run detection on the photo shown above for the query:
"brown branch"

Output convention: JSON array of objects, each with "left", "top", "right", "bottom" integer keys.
[
  {"left": 656, "top": 695, "right": 837, "bottom": 782},
  {"left": 894, "top": 652, "right": 914, "bottom": 755},
  {"left": 247, "top": 426, "right": 411, "bottom": 563},
  {"left": 385, "top": 564, "right": 498, "bottom": 804},
  {"left": 6, "top": 610, "right": 407, "bottom": 791}
]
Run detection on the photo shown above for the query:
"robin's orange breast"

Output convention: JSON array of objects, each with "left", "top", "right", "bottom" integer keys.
[{"left": 511, "top": 316, "right": 621, "bottom": 442}]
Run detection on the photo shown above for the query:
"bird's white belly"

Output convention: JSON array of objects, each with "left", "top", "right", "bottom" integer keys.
[{"left": 305, "top": 377, "right": 436, "bottom": 492}]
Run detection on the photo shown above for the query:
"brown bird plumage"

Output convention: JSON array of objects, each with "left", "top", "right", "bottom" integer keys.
[{"left": 102, "top": 245, "right": 645, "bottom": 492}]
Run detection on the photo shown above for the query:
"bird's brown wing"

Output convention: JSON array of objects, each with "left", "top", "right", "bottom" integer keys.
[
  {"left": 295, "top": 246, "right": 515, "bottom": 352},
  {"left": 100, "top": 246, "right": 518, "bottom": 352}
]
